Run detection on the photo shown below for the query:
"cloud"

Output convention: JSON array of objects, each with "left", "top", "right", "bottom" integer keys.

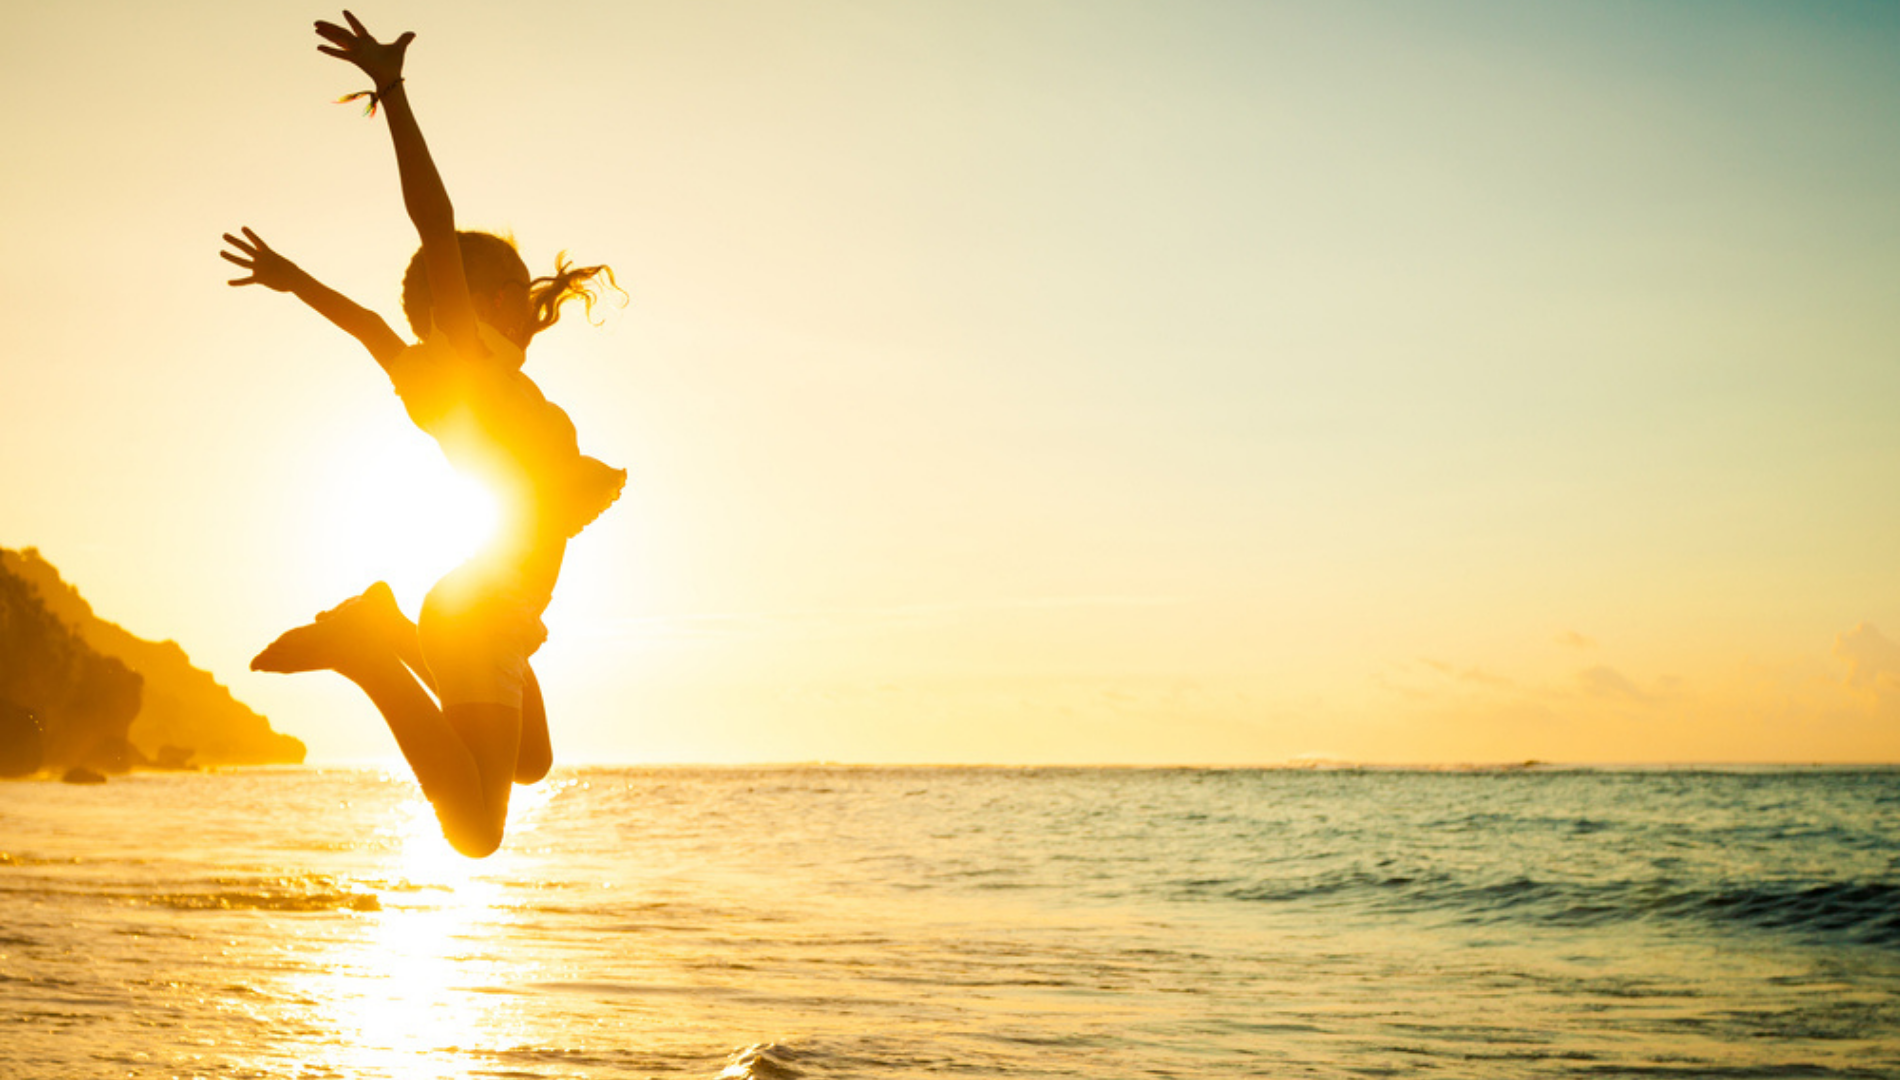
[
  {"left": 1389, "top": 653, "right": 1676, "bottom": 716},
  {"left": 1419, "top": 659, "right": 1514, "bottom": 687},
  {"left": 1372, "top": 625, "right": 1898, "bottom": 759},
  {"left": 1577, "top": 665, "right": 1658, "bottom": 705},
  {"left": 1833, "top": 622, "right": 1900, "bottom": 693},
  {"left": 1555, "top": 630, "right": 1596, "bottom": 650},
  {"left": 578, "top": 594, "right": 1187, "bottom": 644}
]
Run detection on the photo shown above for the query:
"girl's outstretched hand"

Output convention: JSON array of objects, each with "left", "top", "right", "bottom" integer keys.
[
  {"left": 315, "top": 10, "right": 413, "bottom": 88},
  {"left": 221, "top": 228, "right": 304, "bottom": 292}
]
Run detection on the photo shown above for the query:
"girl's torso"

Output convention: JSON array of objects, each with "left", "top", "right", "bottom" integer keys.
[{"left": 385, "top": 324, "right": 625, "bottom": 546}]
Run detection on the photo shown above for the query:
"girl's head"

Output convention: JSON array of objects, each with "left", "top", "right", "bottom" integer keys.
[{"left": 401, "top": 231, "right": 619, "bottom": 349}]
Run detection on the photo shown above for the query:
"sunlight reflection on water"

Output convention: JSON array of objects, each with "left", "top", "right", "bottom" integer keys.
[{"left": 287, "top": 779, "right": 563, "bottom": 1078}]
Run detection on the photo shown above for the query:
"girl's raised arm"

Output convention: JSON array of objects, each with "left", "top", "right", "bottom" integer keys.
[
  {"left": 221, "top": 226, "right": 407, "bottom": 367},
  {"left": 315, "top": 11, "right": 479, "bottom": 353}
]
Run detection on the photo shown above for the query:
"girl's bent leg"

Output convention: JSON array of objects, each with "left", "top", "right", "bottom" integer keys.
[
  {"left": 442, "top": 702, "right": 521, "bottom": 856},
  {"left": 256, "top": 585, "right": 523, "bottom": 857},
  {"left": 336, "top": 655, "right": 515, "bottom": 857},
  {"left": 514, "top": 665, "right": 552, "bottom": 785},
  {"left": 333, "top": 655, "right": 466, "bottom": 806}
]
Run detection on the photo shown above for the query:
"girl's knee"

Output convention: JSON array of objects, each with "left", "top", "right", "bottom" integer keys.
[
  {"left": 436, "top": 798, "right": 506, "bottom": 858},
  {"left": 451, "top": 832, "right": 503, "bottom": 859}
]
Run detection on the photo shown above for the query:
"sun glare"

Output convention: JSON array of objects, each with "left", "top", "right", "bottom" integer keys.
[{"left": 312, "top": 428, "right": 499, "bottom": 608}]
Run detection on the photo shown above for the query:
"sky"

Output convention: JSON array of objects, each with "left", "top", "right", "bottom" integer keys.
[{"left": 4, "top": 0, "right": 1900, "bottom": 764}]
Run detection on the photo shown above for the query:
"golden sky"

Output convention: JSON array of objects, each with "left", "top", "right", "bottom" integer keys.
[{"left": 5, "top": 1, "right": 1900, "bottom": 764}]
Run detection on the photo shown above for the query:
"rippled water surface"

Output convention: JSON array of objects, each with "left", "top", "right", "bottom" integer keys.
[{"left": 2, "top": 766, "right": 1897, "bottom": 1077}]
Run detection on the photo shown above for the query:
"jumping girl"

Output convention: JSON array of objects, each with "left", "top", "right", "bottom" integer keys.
[{"left": 221, "top": 11, "right": 624, "bottom": 857}]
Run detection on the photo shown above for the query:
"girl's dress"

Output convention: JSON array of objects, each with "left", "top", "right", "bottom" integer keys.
[
  {"left": 381, "top": 322, "right": 625, "bottom": 708},
  {"left": 385, "top": 321, "right": 625, "bottom": 542}
]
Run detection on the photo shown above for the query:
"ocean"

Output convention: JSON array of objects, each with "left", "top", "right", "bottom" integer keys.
[{"left": 1, "top": 765, "right": 1896, "bottom": 1078}]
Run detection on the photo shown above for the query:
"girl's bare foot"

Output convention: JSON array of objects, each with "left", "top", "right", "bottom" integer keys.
[{"left": 251, "top": 581, "right": 405, "bottom": 673}]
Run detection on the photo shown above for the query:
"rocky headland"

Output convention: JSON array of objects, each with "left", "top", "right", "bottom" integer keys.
[{"left": 0, "top": 548, "right": 303, "bottom": 776}]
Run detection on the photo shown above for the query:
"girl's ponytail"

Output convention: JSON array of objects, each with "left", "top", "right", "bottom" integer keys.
[{"left": 530, "top": 254, "right": 623, "bottom": 334}]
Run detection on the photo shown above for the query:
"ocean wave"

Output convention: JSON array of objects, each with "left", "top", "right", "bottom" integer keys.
[
  {"left": 0, "top": 852, "right": 84, "bottom": 867},
  {"left": 144, "top": 889, "right": 381, "bottom": 913},
  {"left": 1201, "top": 871, "right": 1900, "bottom": 948},
  {"left": 720, "top": 1042, "right": 805, "bottom": 1080}
]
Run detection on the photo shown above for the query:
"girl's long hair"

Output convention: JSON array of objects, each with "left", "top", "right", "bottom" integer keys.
[
  {"left": 401, "top": 231, "right": 623, "bottom": 340},
  {"left": 529, "top": 251, "right": 621, "bottom": 334}
]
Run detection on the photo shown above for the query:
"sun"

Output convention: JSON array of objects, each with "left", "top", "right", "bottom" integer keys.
[{"left": 312, "top": 425, "right": 499, "bottom": 610}]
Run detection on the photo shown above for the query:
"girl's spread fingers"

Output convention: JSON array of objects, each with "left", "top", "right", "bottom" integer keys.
[
  {"left": 219, "top": 250, "right": 251, "bottom": 267},
  {"left": 317, "top": 45, "right": 349, "bottom": 61},
  {"left": 220, "top": 233, "right": 251, "bottom": 252},
  {"left": 241, "top": 226, "right": 266, "bottom": 248},
  {"left": 314, "top": 22, "right": 353, "bottom": 46},
  {"left": 227, "top": 276, "right": 254, "bottom": 287},
  {"left": 343, "top": 10, "right": 368, "bottom": 36}
]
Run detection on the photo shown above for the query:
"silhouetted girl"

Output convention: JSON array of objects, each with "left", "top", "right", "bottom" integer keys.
[{"left": 222, "top": 11, "right": 623, "bottom": 857}]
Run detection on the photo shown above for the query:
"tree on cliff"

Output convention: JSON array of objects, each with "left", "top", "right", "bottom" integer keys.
[
  {"left": 0, "top": 549, "right": 303, "bottom": 769},
  {"left": 0, "top": 563, "right": 144, "bottom": 772}
]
